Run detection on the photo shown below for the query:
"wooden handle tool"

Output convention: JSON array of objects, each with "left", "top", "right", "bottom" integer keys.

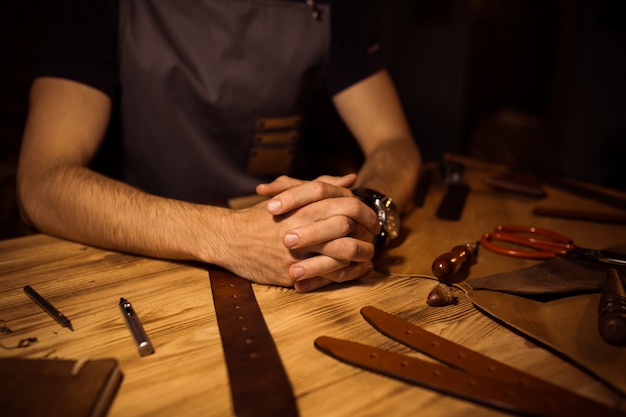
[
  {"left": 598, "top": 268, "right": 626, "bottom": 346},
  {"left": 431, "top": 242, "right": 478, "bottom": 280}
]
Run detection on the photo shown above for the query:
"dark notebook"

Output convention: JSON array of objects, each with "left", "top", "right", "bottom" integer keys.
[{"left": 0, "top": 357, "right": 123, "bottom": 417}]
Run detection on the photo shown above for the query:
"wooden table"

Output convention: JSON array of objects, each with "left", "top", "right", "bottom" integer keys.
[{"left": 1, "top": 157, "right": 626, "bottom": 416}]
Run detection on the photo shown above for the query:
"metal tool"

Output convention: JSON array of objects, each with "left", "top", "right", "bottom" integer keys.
[
  {"left": 480, "top": 224, "right": 626, "bottom": 266},
  {"left": 315, "top": 306, "right": 624, "bottom": 417},
  {"left": 119, "top": 298, "right": 154, "bottom": 357},
  {"left": 598, "top": 268, "right": 626, "bottom": 346},
  {"left": 24, "top": 285, "right": 73, "bottom": 331},
  {"left": 431, "top": 242, "right": 478, "bottom": 281}
]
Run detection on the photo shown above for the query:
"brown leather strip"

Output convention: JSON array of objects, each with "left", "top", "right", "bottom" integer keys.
[
  {"left": 246, "top": 147, "right": 295, "bottom": 176},
  {"left": 364, "top": 305, "right": 547, "bottom": 384},
  {"left": 255, "top": 115, "right": 301, "bottom": 130},
  {"left": 360, "top": 306, "right": 620, "bottom": 415},
  {"left": 315, "top": 335, "right": 623, "bottom": 417},
  {"left": 254, "top": 131, "right": 298, "bottom": 145},
  {"left": 209, "top": 268, "right": 299, "bottom": 417}
]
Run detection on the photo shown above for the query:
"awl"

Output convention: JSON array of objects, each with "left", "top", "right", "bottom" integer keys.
[{"left": 431, "top": 242, "right": 478, "bottom": 282}]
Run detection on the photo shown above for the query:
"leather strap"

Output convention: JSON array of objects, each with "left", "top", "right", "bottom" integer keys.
[
  {"left": 315, "top": 306, "right": 623, "bottom": 417},
  {"left": 209, "top": 268, "right": 299, "bottom": 417}
]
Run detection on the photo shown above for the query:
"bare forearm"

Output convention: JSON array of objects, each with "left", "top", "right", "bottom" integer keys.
[
  {"left": 355, "top": 138, "right": 421, "bottom": 213},
  {"left": 331, "top": 70, "right": 421, "bottom": 212},
  {"left": 18, "top": 163, "right": 218, "bottom": 263},
  {"left": 18, "top": 162, "right": 357, "bottom": 288}
]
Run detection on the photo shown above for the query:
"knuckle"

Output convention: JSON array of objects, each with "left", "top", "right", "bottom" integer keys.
[
  {"left": 331, "top": 268, "right": 349, "bottom": 282},
  {"left": 337, "top": 240, "right": 360, "bottom": 260},
  {"left": 348, "top": 239, "right": 376, "bottom": 261},
  {"left": 310, "top": 180, "right": 327, "bottom": 196},
  {"left": 337, "top": 216, "right": 354, "bottom": 235},
  {"left": 337, "top": 258, "right": 351, "bottom": 268},
  {"left": 361, "top": 242, "right": 376, "bottom": 260}
]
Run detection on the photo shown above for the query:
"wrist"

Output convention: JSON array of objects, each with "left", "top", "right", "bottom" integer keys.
[{"left": 352, "top": 188, "right": 400, "bottom": 247}]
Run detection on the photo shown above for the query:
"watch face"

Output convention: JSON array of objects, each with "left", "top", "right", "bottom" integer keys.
[
  {"left": 382, "top": 198, "right": 400, "bottom": 240},
  {"left": 352, "top": 188, "right": 400, "bottom": 245}
]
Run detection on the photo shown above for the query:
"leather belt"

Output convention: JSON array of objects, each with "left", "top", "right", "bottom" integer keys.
[
  {"left": 209, "top": 267, "right": 299, "bottom": 417},
  {"left": 315, "top": 306, "right": 623, "bottom": 417}
]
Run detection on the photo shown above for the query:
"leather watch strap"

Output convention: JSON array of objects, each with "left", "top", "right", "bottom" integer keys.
[{"left": 209, "top": 268, "right": 299, "bottom": 417}]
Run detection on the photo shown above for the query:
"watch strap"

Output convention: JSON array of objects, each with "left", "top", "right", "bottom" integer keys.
[
  {"left": 352, "top": 188, "right": 394, "bottom": 246},
  {"left": 209, "top": 267, "right": 299, "bottom": 417}
]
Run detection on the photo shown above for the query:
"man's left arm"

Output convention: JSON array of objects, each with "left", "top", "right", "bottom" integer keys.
[
  {"left": 257, "top": 69, "right": 420, "bottom": 291},
  {"left": 333, "top": 69, "right": 421, "bottom": 213}
]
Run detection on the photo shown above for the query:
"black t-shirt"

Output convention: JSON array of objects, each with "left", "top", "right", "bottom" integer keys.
[
  {"left": 36, "top": 0, "right": 386, "bottom": 201},
  {"left": 38, "top": 0, "right": 385, "bottom": 98}
]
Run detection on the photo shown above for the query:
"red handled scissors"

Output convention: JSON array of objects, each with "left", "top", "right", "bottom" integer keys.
[{"left": 480, "top": 225, "right": 626, "bottom": 266}]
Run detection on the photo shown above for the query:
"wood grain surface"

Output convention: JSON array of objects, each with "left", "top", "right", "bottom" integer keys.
[{"left": 1, "top": 156, "right": 625, "bottom": 416}]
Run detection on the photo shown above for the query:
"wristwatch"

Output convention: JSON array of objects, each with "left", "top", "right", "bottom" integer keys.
[{"left": 352, "top": 188, "right": 400, "bottom": 247}]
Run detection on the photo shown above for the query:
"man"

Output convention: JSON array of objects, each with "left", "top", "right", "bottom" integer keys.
[{"left": 17, "top": 0, "right": 420, "bottom": 292}]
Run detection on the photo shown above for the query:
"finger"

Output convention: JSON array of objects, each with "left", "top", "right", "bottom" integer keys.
[
  {"left": 284, "top": 215, "right": 377, "bottom": 250},
  {"left": 294, "top": 276, "right": 334, "bottom": 293},
  {"left": 288, "top": 236, "right": 375, "bottom": 268},
  {"left": 321, "top": 261, "right": 374, "bottom": 283},
  {"left": 295, "top": 261, "right": 374, "bottom": 292},
  {"left": 286, "top": 197, "right": 379, "bottom": 237},
  {"left": 256, "top": 175, "right": 304, "bottom": 197},
  {"left": 289, "top": 254, "right": 350, "bottom": 281},
  {"left": 265, "top": 176, "right": 356, "bottom": 215},
  {"left": 314, "top": 173, "right": 357, "bottom": 188},
  {"left": 317, "top": 237, "right": 376, "bottom": 263},
  {"left": 288, "top": 238, "right": 374, "bottom": 281},
  {"left": 350, "top": 222, "right": 377, "bottom": 245},
  {"left": 256, "top": 173, "right": 355, "bottom": 199},
  {"left": 283, "top": 215, "right": 356, "bottom": 248}
]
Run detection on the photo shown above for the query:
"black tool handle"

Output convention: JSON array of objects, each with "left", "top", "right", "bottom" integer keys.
[
  {"left": 436, "top": 184, "right": 470, "bottom": 221},
  {"left": 598, "top": 268, "right": 626, "bottom": 346}
]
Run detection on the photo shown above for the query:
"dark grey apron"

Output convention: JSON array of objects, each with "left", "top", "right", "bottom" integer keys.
[{"left": 118, "top": 0, "right": 330, "bottom": 202}]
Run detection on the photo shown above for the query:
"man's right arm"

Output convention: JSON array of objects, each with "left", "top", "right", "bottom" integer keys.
[{"left": 17, "top": 77, "right": 221, "bottom": 263}]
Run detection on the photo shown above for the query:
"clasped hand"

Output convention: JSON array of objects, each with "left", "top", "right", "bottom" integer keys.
[{"left": 254, "top": 173, "right": 379, "bottom": 292}]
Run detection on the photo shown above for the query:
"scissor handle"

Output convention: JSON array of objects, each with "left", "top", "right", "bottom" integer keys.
[
  {"left": 494, "top": 225, "right": 572, "bottom": 243},
  {"left": 480, "top": 225, "right": 574, "bottom": 259}
]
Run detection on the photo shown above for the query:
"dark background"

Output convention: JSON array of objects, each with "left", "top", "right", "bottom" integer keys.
[{"left": 1, "top": 0, "right": 625, "bottom": 239}]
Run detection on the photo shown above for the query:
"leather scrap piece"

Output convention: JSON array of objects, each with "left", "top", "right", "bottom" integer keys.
[{"left": 449, "top": 246, "right": 626, "bottom": 395}]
